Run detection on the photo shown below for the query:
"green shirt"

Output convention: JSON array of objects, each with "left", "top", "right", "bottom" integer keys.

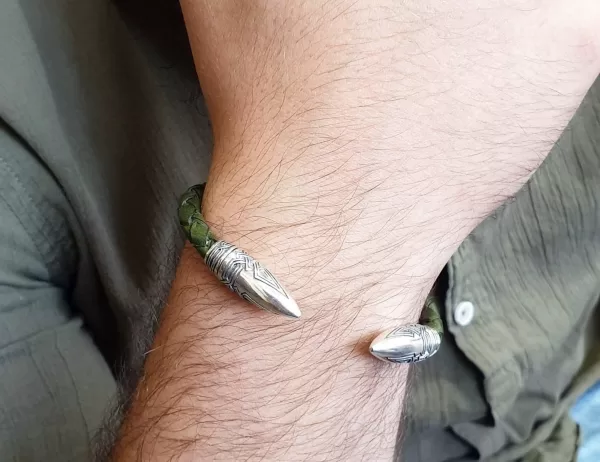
[{"left": 404, "top": 80, "right": 600, "bottom": 461}]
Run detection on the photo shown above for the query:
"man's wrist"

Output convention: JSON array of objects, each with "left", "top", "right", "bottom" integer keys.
[
  {"left": 113, "top": 1, "right": 600, "bottom": 458},
  {"left": 112, "top": 239, "right": 412, "bottom": 460}
]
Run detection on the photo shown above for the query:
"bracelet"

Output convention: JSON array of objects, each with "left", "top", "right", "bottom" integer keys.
[
  {"left": 178, "top": 184, "right": 442, "bottom": 363},
  {"left": 369, "top": 295, "right": 443, "bottom": 364},
  {"left": 178, "top": 184, "right": 301, "bottom": 318}
]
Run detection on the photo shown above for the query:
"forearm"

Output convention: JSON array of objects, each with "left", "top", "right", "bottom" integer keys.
[{"left": 112, "top": 1, "right": 599, "bottom": 460}]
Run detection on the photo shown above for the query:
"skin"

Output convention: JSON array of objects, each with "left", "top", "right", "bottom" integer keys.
[{"left": 111, "top": 1, "right": 600, "bottom": 460}]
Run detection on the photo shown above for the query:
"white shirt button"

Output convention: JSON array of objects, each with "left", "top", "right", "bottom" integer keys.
[{"left": 454, "top": 301, "right": 475, "bottom": 327}]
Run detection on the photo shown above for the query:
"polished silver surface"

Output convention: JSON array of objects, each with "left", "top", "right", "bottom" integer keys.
[
  {"left": 205, "top": 241, "right": 301, "bottom": 318},
  {"left": 369, "top": 324, "right": 441, "bottom": 364}
]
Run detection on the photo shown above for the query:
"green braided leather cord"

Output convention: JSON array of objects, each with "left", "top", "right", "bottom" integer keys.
[
  {"left": 422, "top": 294, "right": 444, "bottom": 337},
  {"left": 178, "top": 184, "right": 217, "bottom": 258},
  {"left": 178, "top": 183, "right": 444, "bottom": 337}
]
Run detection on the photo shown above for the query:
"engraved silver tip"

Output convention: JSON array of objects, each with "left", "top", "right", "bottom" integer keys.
[
  {"left": 205, "top": 241, "right": 302, "bottom": 319},
  {"left": 369, "top": 324, "right": 441, "bottom": 364},
  {"left": 237, "top": 272, "right": 302, "bottom": 318},
  {"left": 274, "top": 298, "right": 302, "bottom": 319}
]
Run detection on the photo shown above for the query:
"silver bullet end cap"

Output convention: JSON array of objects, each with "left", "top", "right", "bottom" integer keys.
[
  {"left": 205, "top": 241, "right": 302, "bottom": 319},
  {"left": 257, "top": 296, "right": 302, "bottom": 319},
  {"left": 369, "top": 324, "right": 441, "bottom": 364}
]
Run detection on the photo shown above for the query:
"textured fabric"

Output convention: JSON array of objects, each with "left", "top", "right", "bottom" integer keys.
[
  {"left": 403, "top": 79, "right": 600, "bottom": 461},
  {"left": 1, "top": 1, "right": 599, "bottom": 461},
  {"left": 0, "top": 0, "right": 212, "bottom": 376},
  {"left": 0, "top": 1, "right": 211, "bottom": 460},
  {"left": 0, "top": 124, "right": 117, "bottom": 461}
]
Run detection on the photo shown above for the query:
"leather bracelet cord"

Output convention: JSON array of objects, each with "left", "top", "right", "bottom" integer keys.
[
  {"left": 178, "top": 184, "right": 216, "bottom": 259},
  {"left": 178, "top": 184, "right": 443, "bottom": 363}
]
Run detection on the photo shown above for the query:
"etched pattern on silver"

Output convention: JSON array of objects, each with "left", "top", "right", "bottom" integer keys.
[
  {"left": 205, "top": 241, "right": 250, "bottom": 290},
  {"left": 369, "top": 324, "right": 441, "bottom": 364},
  {"left": 204, "top": 241, "right": 301, "bottom": 318}
]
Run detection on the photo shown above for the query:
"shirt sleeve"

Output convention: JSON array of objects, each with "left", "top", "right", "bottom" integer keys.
[{"left": 0, "top": 125, "right": 116, "bottom": 462}]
